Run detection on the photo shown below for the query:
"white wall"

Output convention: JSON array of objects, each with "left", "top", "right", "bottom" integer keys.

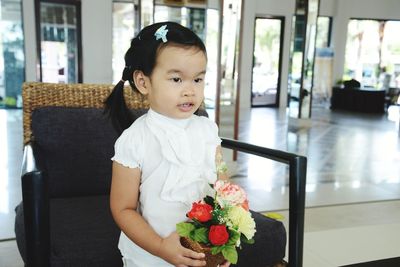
[
  {"left": 22, "top": 0, "right": 114, "bottom": 84},
  {"left": 319, "top": 0, "right": 336, "bottom": 16},
  {"left": 239, "top": 0, "right": 295, "bottom": 110},
  {"left": 22, "top": 0, "right": 37, "bottom": 82},
  {"left": 81, "top": 0, "right": 113, "bottom": 83}
]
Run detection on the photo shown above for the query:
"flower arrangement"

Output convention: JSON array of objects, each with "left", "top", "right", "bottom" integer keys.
[{"left": 177, "top": 180, "right": 256, "bottom": 266}]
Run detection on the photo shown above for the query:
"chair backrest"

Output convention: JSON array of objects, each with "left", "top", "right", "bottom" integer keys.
[
  {"left": 22, "top": 82, "right": 149, "bottom": 197},
  {"left": 22, "top": 82, "right": 149, "bottom": 144}
]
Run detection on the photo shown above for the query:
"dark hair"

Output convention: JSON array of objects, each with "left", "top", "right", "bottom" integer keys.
[{"left": 104, "top": 21, "right": 207, "bottom": 134}]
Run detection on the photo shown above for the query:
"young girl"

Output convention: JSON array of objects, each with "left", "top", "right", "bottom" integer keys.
[{"left": 105, "top": 22, "right": 230, "bottom": 267}]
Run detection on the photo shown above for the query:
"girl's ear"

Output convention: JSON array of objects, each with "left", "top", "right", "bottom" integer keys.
[{"left": 133, "top": 70, "right": 149, "bottom": 95}]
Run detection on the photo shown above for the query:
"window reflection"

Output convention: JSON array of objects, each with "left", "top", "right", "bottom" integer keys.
[
  {"left": 251, "top": 17, "right": 283, "bottom": 107},
  {"left": 112, "top": 1, "right": 137, "bottom": 84},
  {"left": 40, "top": 2, "right": 79, "bottom": 83},
  {"left": 344, "top": 19, "right": 400, "bottom": 88},
  {"left": 313, "top": 16, "right": 333, "bottom": 107},
  {"left": 0, "top": 0, "right": 25, "bottom": 108}
]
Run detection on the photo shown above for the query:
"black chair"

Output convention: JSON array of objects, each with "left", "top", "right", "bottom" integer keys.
[{"left": 15, "top": 82, "right": 306, "bottom": 267}]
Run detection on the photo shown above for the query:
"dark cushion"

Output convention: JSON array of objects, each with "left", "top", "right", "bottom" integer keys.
[
  {"left": 31, "top": 107, "right": 207, "bottom": 198},
  {"left": 32, "top": 107, "right": 119, "bottom": 197},
  {"left": 235, "top": 211, "right": 286, "bottom": 266},
  {"left": 15, "top": 196, "right": 122, "bottom": 267}
]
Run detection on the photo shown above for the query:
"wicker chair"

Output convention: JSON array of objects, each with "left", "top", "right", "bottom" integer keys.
[{"left": 14, "top": 82, "right": 298, "bottom": 267}]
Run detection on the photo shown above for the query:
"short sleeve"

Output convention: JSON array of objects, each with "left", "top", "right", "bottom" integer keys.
[{"left": 111, "top": 125, "right": 143, "bottom": 169}]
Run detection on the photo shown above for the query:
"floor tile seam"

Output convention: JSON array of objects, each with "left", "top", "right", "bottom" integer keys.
[
  {"left": 257, "top": 199, "right": 400, "bottom": 213},
  {"left": 305, "top": 222, "right": 400, "bottom": 232},
  {"left": 302, "top": 244, "right": 338, "bottom": 267},
  {"left": 0, "top": 238, "right": 16, "bottom": 242}
]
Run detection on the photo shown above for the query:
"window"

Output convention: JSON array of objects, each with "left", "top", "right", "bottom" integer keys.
[
  {"left": 0, "top": 0, "right": 25, "bottom": 108},
  {"left": 344, "top": 19, "right": 400, "bottom": 88}
]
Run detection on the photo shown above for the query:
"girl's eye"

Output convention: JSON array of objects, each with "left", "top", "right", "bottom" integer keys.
[
  {"left": 171, "top": 77, "right": 182, "bottom": 83},
  {"left": 194, "top": 78, "right": 203, "bottom": 83}
]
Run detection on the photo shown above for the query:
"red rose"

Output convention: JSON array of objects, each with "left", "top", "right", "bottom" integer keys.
[
  {"left": 208, "top": 225, "right": 229, "bottom": 246},
  {"left": 187, "top": 202, "right": 213, "bottom": 222}
]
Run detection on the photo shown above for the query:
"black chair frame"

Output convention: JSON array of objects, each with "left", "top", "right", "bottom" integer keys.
[{"left": 221, "top": 138, "right": 307, "bottom": 267}]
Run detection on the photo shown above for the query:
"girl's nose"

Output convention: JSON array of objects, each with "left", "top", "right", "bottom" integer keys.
[{"left": 183, "top": 86, "right": 195, "bottom": 96}]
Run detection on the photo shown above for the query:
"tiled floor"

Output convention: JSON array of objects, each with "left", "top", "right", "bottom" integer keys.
[
  {"left": 0, "top": 105, "right": 399, "bottom": 266},
  {"left": 232, "top": 106, "right": 400, "bottom": 211}
]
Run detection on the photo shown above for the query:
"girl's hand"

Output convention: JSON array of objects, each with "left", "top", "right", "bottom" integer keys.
[{"left": 157, "top": 232, "right": 206, "bottom": 267}]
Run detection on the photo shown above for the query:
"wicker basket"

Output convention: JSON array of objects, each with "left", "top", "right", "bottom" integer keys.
[{"left": 180, "top": 237, "right": 225, "bottom": 267}]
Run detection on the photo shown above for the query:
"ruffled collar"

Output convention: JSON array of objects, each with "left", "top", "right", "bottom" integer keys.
[{"left": 145, "top": 108, "right": 216, "bottom": 205}]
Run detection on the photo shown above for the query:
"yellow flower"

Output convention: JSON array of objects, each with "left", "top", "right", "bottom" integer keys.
[{"left": 227, "top": 206, "right": 256, "bottom": 240}]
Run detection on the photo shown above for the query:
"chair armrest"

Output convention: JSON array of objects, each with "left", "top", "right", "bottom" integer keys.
[
  {"left": 21, "top": 143, "right": 50, "bottom": 267},
  {"left": 221, "top": 138, "right": 307, "bottom": 267}
]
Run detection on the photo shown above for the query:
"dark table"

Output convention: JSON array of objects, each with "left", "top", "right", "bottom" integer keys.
[{"left": 330, "top": 86, "right": 385, "bottom": 113}]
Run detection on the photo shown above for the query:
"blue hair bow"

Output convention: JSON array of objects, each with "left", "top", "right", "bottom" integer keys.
[{"left": 154, "top": 25, "right": 168, "bottom": 43}]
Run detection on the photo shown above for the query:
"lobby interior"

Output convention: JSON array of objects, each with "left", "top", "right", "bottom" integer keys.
[{"left": 1, "top": 0, "right": 400, "bottom": 266}]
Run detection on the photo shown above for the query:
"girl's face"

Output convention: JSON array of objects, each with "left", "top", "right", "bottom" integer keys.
[{"left": 139, "top": 45, "right": 207, "bottom": 119}]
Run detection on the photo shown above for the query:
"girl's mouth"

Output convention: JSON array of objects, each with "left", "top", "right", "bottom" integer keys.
[{"left": 178, "top": 102, "right": 194, "bottom": 112}]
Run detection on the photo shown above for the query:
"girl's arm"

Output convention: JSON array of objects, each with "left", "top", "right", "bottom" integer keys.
[{"left": 110, "top": 162, "right": 206, "bottom": 266}]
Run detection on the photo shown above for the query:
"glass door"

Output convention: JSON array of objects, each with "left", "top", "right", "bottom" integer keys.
[
  {"left": 36, "top": 0, "right": 82, "bottom": 83},
  {"left": 251, "top": 17, "right": 284, "bottom": 107}
]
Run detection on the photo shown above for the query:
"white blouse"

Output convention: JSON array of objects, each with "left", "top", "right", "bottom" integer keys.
[{"left": 111, "top": 108, "right": 221, "bottom": 266}]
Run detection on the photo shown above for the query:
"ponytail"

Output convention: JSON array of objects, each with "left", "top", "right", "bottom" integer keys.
[{"left": 104, "top": 66, "right": 135, "bottom": 135}]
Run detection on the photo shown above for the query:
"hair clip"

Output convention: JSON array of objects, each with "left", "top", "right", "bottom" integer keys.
[
  {"left": 120, "top": 79, "right": 126, "bottom": 84},
  {"left": 154, "top": 25, "right": 168, "bottom": 43}
]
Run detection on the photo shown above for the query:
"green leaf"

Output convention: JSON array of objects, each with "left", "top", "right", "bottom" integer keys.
[
  {"left": 203, "top": 195, "right": 214, "bottom": 206},
  {"left": 227, "top": 230, "right": 240, "bottom": 246},
  {"left": 176, "top": 222, "right": 195, "bottom": 237},
  {"left": 193, "top": 227, "right": 209, "bottom": 243},
  {"left": 211, "top": 246, "right": 223, "bottom": 255},
  {"left": 246, "top": 238, "right": 255, "bottom": 244},
  {"left": 222, "top": 245, "right": 238, "bottom": 264},
  {"left": 241, "top": 235, "right": 255, "bottom": 244}
]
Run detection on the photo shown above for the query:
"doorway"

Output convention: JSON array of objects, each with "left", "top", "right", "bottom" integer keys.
[{"left": 251, "top": 16, "right": 284, "bottom": 107}]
